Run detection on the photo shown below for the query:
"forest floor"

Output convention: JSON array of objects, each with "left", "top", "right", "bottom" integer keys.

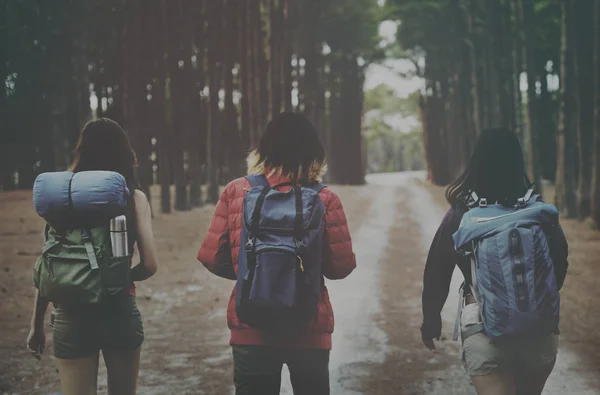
[{"left": 1, "top": 172, "right": 600, "bottom": 395}]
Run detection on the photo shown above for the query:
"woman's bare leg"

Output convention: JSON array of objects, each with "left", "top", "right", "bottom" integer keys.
[
  {"left": 471, "top": 371, "right": 516, "bottom": 395},
  {"left": 56, "top": 353, "right": 100, "bottom": 395},
  {"left": 515, "top": 359, "right": 556, "bottom": 395},
  {"left": 103, "top": 347, "right": 141, "bottom": 395}
]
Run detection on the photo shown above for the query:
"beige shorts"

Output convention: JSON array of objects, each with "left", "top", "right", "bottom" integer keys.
[{"left": 461, "top": 302, "right": 558, "bottom": 376}]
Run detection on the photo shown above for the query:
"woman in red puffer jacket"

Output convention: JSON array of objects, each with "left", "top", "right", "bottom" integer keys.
[{"left": 197, "top": 112, "right": 356, "bottom": 395}]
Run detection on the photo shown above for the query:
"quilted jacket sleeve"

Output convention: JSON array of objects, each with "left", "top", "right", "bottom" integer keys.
[
  {"left": 322, "top": 190, "right": 356, "bottom": 280},
  {"left": 197, "top": 183, "right": 237, "bottom": 280}
]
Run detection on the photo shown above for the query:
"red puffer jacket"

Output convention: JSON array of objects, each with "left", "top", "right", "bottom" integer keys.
[{"left": 197, "top": 173, "right": 356, "bottom": 350}]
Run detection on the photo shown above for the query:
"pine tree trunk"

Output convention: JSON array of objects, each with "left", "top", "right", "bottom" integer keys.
[
  {"left": 282, "top": 0, "right": 293, "bottom": 112},
  {"left": 167, "top": 0, "right": 189, "bottom": 211},
  {"left": 510, "top": 0, "right": 525, "bottom": 143},
  {"left": 465, "top": 0, "right": 481, "bottom": 138},
  {"left": 248, "top": 0, "right": 260, "bottom": 145},
  {"left": 522, "top": 0, "right": 542, "bottom": 191},
  {"left": 591, "top": 0, "right": 600, "bottom": 226},
  {"left": 156, "top": 0, "right": 171, "bottom": 213},
  {"left": 575, "top": 1, "right": 595, "bottom": 219},
  {"left": 206, "top": 0, "right": 222, "bottom": 204},
  {"left": 239, "top": 0, "right": 252, "bottom": 151},
  {"left": 189, "top": 0, "right": 207, "bottom": 208},
  {"left": 257, "top": 0, "right": 269, "bottom": 130},
  {"left": 223, "top": 0, "right": 241, "bottom": 179},
  {"left": 555, "top": 0, "right": 579, "bottom": 218},
  {"left": 269, "top": 0, "right": 282, "bottom": 116}
]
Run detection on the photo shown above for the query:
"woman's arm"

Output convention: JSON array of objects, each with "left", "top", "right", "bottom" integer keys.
[
  {"left": 130, "top": 190, "right": 158, "bottom": 281},
  {"left": 322, "top": 191, "right": 356, "bottom": 280},
  {"left": 27, "top": 289, "right": 49, "bottom": 359},
  {"left": 30, "top": 289, "right": 49, "bottom": 331},
  {"left": 197, "top": 183, "right": 237, "bottom": 280},
  {"left": 421, "top": 208, "right": 460, "bottom": 343},
  {"left": 547, "top": 222, "right": 569, "bottom": 290}
]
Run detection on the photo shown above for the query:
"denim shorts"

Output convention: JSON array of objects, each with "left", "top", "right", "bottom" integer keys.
[
  {"left": 52, "top": 294, "right": 144, "bottom": 359},
  {"left": 460, "top": 302, "right": 558, "bottom": 376}
]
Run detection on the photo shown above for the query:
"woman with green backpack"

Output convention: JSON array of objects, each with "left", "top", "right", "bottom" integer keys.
[
  {"left": 421, "top": 128, "right": 569, "bottom": 395},
  {"left": 26, "top": 118, "right": 159, "bottom": 395}
]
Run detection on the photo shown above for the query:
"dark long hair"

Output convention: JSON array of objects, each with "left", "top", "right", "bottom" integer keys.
[
  {"left": 247, "top": 112, "right": 327, "bottom": 183},
  {"left": 445, "top": 128, "right": 532, "bottom": 206},
  {"left": 70, "top": 118, "right": 139, "bottom": 192},
  {"left": 70, "top": 118, "right": 139, "bottom": 234}
]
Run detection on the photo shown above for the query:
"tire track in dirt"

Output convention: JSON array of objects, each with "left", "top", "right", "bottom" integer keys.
[{"left": 358, "top": 173, "right": 473, "bottom": 395}]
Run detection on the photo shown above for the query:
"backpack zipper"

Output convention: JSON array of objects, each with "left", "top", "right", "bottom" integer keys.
[{"left": 255, "top": 246, "right": 305, "bottom": 273}]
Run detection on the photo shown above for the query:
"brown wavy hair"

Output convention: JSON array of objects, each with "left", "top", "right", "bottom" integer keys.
[
  {"left": 70, "top": 118, "right": 140, "bottom": 234},
  {"left": 70, "top": 118, "right": 139, "bottom": 193}
]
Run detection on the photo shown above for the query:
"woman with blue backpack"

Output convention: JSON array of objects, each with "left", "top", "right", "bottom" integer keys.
[
  {"left": 198, "top": 112, "right": 356, "bottom": 395},
  {"left": 421, "top": 128, "right": 569, "bottom": 395},
  {"left": 26, "top": 118, "right": 159, "bottom": 395}
]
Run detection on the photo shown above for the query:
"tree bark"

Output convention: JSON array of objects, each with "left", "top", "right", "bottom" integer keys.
[
  {"left": 591, "top": 0, "right": 600, "bottom": 226},
  {"left": 189, "top": 0, "right": 207, "bottom": 208},
  {"left": 239, "top": 0, "right": 252, "bottom": 151},
  {"left": 206, "top": 0, "right": 223, "bottom": 204},
  {"left": 555, "top": 0, "right": 579, "bottom": 218},
  {"left": 510, "top": 0, "right": 525, "bottom": 143},
  {"left": 522, "top": 0, "right": 542, "bottom": 191},
  {"left": 282, "top": 0, "right": 293, "bottom": 112},
  {"left": 156, "top": 0, "right": 171, "bottom": 213},
  {"left": 576, "top": 0, "right": 595, "bottom": 219},
  {"left": 465, "top": 0, "right": 481, "bottom": 139}
]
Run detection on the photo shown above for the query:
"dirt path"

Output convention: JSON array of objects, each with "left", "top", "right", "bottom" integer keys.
[
  {"left": 353, "top": 172, "right": 600, "bottom": 395},
  {"left": 2, "top": 174, "right": 600, "bottom": 394}
]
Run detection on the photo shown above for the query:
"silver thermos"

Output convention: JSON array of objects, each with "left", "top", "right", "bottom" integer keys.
[{"left": 110, "top": 215, "right": 129, "bottom": 257}]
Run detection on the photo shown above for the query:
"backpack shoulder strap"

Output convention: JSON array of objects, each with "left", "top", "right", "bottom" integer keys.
[
  {"left": 305, "top": 183, "right": 326, "bottom": 194},
  {"left": 245, "top": 174, "right": 270, "bottom": 188}
]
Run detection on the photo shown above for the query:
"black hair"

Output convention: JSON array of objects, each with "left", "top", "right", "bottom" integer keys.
[{"left": 445, "top": 128, "right": 532, "bottom": 206}]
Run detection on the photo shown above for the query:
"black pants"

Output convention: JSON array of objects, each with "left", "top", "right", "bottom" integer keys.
[{"left": 232, "top": 345, "right": 330, "bottom": 395}]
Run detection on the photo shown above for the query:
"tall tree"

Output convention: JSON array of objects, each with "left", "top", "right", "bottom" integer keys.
[
  {"left": 522, "top": 0, "right": 542, "bottom": 191},
  {"left": 206, "top": 0, "right": 223, "bottom": 204},
  {"left": 575, "top": 1, "right": 595, "bottom": 219},
  {"left": 555, "top": 0, "right": 578, "bottom": 218},
  {"left": 591, "top": 0, "right": 600, "bottom": 226}
]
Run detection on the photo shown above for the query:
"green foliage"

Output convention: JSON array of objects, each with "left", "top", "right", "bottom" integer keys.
[
  {"left": 319, "top": 0, "right": 384, "bottom": 64},
  {"left": 364, "top": 84, "right": 423, "bottom": 173},
  {"left": 364, "top": 83, "right": 419, "bottom": 115}
]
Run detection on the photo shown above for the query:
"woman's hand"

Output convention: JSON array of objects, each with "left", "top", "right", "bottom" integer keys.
[
  {"left": 28, "top": 289, "right": 49, "bottom": 360},
  {"left": 422, "top": 337, "right": 438, "bottom": 351},
  {"left": 26, "top": 327, "right": 45, "bottom": 360}
]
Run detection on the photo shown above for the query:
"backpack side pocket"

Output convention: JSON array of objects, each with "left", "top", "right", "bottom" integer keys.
[{"left": 103, "top": 255, "right": 132, "bottom": 296}]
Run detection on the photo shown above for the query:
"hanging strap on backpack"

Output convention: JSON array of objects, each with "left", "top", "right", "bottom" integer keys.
[
  {"left": 452, "top": 242, "right": 485, "bottom": 341},
  {"left": 82, "top": 229, "right": 99, "bottom": 270}
]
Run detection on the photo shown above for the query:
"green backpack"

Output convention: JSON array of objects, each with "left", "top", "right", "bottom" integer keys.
[{"left": 33, "top": 224, "right": 132, "bottom": 305}]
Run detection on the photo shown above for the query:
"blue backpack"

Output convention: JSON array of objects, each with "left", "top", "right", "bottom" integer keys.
[
  {"left": 236, "top": 175, "right": 326, "bottom": 331},
  {"left": 452, "top": 189, "right": 560, "bottom": 342}
]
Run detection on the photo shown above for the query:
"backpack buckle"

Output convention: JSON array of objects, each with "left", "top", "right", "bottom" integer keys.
[
  {"left": 295, "top": 240, "right": 307, "bottom": 254},
  {"left": 245, "top": 238, "right": 255, "bottom": 252},
  {"left": 478, "top": 198, "right": 487, "bottom": 208}
]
